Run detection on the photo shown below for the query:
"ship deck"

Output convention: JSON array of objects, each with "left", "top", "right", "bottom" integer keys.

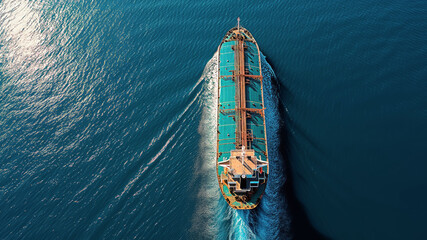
[{"left": 216, "top": 24, "right": 269, "bottom": 209}]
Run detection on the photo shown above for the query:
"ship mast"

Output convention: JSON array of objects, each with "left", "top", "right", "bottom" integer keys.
[{"left": 237, "top": 17, "right": 240, "bottom": 31}]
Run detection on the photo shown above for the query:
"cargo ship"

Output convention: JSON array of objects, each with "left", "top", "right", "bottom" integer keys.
[{"left": 216, "top": 18, "right": 269, "bottom": 209}]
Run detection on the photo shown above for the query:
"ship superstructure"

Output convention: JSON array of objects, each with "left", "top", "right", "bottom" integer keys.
[{"left": 216, "top": 19, "right": 269, "bottom": 209}]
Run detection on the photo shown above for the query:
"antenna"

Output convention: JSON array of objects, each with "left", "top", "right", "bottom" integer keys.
[
  {"left": 237, "top": 17, "right": 240, "bottom": 31},
  {"left": 241, "top": 145, "right": 245, "bottom": 165}
]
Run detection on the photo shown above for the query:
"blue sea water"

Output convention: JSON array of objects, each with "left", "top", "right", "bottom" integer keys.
[{"left": 1, "top": 0, "right": 426, "bottom": 239}]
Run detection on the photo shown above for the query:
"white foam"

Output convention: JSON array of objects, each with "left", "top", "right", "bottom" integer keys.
[{"left": 190, "top": 52, "right": 221, "bottom": 238}]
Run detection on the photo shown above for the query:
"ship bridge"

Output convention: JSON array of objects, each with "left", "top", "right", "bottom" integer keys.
[{"left": 218, "top": 147, "right": 267, "bottom": 195}]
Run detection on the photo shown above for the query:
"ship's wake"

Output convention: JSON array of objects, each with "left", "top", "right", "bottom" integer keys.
[{"left": 191, "top": 52, "right": 291, "bottom": 239}]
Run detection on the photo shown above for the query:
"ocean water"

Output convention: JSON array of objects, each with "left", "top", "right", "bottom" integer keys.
[{"left": 1, "top": 0, "right": 426, "bottom": 239}]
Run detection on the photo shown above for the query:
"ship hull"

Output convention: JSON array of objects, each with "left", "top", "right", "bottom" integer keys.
[{"left": 216, "top": 26, "right": 268, "bottom": 209}]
